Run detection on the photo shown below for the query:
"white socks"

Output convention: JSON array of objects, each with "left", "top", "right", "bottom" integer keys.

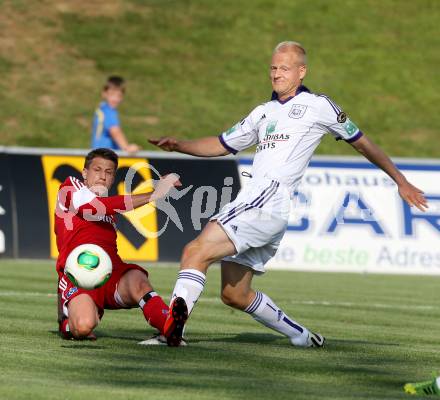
[
  {"left": 171, "top": 272, "right": 310, "bottom": 346},
  {"left": 244, "top": 291, "right": 309, "bottom": 346},
  {"left": 171, "top": 269, "right": 206, "bottom": 315}
]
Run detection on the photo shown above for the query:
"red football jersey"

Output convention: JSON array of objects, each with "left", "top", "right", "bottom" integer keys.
[{"left": 55, "top": 176, "right": 132, "bottom": 273}]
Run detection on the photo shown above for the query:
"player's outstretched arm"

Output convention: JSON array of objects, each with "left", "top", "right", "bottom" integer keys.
[
  {"left": 127, "top": 174, "right": 182, "bottom": 209},
  {"left": 68, "top": 175, "right": 182, "bottom": 219},
  {"left": 148, "top": 136, "right": 229, "bottom": 157},
  {"left": 349, "top": 135, "right": 428, "bottom": 211}
]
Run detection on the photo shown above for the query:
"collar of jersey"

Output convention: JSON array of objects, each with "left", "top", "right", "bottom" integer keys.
[
  {"left": 100, "top": 101, "right": 116, "bottom": 110},
  {"left": 271, "top": 85, "right": 310, "bottom": 104}
]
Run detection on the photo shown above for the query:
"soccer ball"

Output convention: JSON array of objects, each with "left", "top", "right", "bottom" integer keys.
[{"left": 65, "top": 244, "right": 113, "bottom": 290}]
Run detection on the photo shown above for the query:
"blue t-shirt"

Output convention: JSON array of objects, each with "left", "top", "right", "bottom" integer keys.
[{"left": 91, "top": 102, "right": 120, "bottom": 150}]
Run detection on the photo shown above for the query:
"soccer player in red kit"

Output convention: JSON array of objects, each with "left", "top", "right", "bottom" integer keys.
[{"left": 56, "top": 148, "right": 187, "bottom": 344}]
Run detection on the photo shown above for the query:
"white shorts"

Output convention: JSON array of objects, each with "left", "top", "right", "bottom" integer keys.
[{"left": 211, "top": 177, "right": 290, "bottom": 274}]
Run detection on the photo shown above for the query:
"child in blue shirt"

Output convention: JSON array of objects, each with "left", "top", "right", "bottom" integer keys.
[{"left": 91, "top": 76, "right": 140, "bottom": 153}]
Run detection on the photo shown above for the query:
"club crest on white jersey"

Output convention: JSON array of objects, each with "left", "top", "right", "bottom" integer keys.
[{"left": 289, "top": 104, "right": 308, "bottom": 119}]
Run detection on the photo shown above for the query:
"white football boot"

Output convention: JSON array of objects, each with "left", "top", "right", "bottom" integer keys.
[
  {"left": 138, "top": 332, "right": 187, "bottom": 346},
  {"left": 290, "top": 330, "right": 325, "bottom": 348}
]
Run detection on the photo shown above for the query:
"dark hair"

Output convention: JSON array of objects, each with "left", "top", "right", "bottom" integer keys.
[
  {"left": 84, "top": 148, "right": 118, "bottom": 169},
  {"left": 103, "top": 75, "right": 125, "bottom": 92}
]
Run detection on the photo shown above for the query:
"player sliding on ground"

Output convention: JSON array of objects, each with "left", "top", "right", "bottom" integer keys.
[
  {"left": 56, "top": 148, "right": 186, "bottom": 344},
  {"left": 150, "top": 41, "right": 428, "bottom": 347}
]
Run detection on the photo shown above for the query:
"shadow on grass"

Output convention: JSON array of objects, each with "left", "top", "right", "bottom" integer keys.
[
  {"left": 192, "top": 332, "right": 399, "bottom": 349},
  {"left": 50, "top": 327, "right": 155, "bottom": 341},
  {"left": 96, "top": 331, "right": 149, "bottom": 342},
  {"left": 193, "top": 332, "right": 282, "bottom": 344},
  {"left": 51, "top": 327, "right": 401, "bottom": 352},
  {"left": 330, "top": 338, "right": 400, "bottom": 347},
  {"left": 61, "top": 344, "right": 107, "bottom": 349}
]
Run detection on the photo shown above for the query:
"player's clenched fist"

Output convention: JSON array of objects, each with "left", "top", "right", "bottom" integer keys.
[
  {"left": 149, "top": 137, "right": 179, "bottom": 152},
  {"left": 150, "top": 174, "right": 182, "bottom": 201}
]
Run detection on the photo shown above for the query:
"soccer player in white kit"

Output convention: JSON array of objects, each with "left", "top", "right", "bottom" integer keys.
[{"left": 150, "top": 41, "right": 428, "bottom": 347}]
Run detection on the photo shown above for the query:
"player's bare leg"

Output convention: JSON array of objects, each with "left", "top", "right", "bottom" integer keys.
[
  {"left": 164, "top": 221, "right": 236, "bottom": 346},
  {"left": 221, "top": 261, "right": 324, "bottom": 347},
  {"left": 117, "top": 269, "right": 169, "bottom": 334},
  {"left": 220, "top": 262, "right": 256, "bottom": 309},
  {"left": 67, "top": 294, "right": 100, "bottom": 339},
  {"left": 116, "top": 269, "right": 154, "bottom": 305},
  {"left": 181, "top": 221, "right": 237, "bottom": 273}
]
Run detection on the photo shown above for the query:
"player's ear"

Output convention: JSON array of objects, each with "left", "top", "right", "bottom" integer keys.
[
  {"left": 299, "top": 64, "right": 307, "bottom": 80},
  {"left": 82, "top": 168, "right": 88, "bottom": 181}
]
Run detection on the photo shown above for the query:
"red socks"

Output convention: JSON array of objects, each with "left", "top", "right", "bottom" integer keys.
[{"left": 140, "top": 293, "right": 169, "bottom": 334}]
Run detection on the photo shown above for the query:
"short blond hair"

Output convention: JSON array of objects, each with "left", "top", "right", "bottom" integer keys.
[{"left": 273, "top": 41, "right": 307, "bottom": 65}]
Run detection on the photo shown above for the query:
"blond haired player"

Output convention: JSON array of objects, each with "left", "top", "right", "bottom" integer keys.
[{"left": 151, "top": 41, "right": 427, "bottom": 347}]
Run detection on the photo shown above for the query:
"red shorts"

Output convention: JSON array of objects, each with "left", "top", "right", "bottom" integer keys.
[{"left": 57, "top": 262, "right": 147, "bottom": 320}]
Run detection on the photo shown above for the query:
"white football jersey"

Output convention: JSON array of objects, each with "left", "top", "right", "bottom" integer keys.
[{"left": 219, "top": 86, "right": 362, "bottom": 195}]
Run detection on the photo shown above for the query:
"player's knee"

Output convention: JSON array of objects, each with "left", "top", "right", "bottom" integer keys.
[
  {"left": 220, "top": 288, "right": 248, "bottom": 310},
  {"left": 127, "top": 270, "right": 151, "bottom": 299},
  {"left": 116, "top": 269, "right": 152, "bottom": 306},
  {"left": 70, "top": 316, "right": 96, "bottom": 338},
  {"left": 181, "top": 240, "right": 210, "bottom": 266},
  {"left": 181, "top": 240, "right": 198, "bottom": 260}
]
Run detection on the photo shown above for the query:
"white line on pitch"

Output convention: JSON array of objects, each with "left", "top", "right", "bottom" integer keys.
[
  {"left": 0, "top": 291, "right": 56, "bottom": 297},
  {"left": 198, "top": 297, "right": 437, "bottom": 311},
  {"left": 0, "top": 291, "right": 437, "bottom": 311}
]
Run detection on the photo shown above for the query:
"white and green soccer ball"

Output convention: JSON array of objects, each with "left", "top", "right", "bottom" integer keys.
[{"left": 65, "top": 244, "right": 113, "bottom": 290}]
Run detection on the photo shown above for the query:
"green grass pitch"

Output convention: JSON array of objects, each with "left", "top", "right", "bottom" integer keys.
[{"left": 1, "top": 260, "right": 439, "bottom": 399}]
